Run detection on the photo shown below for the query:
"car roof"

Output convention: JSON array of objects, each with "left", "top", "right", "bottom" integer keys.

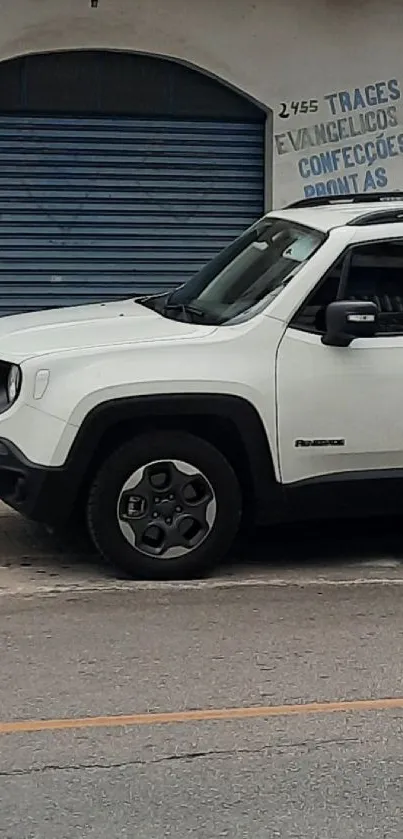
[{"left": 267, "top": 195, "right": 403, "bottom": 233}]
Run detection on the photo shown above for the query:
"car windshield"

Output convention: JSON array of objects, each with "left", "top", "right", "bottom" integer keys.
[{"left": 160, "top": 217, "right": 325, "bottom": 324}]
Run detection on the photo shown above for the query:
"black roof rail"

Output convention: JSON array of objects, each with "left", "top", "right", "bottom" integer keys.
[
  {"left": 287, "top": 192, "right": 403, "bottom": 209},
  {"left": 348, "top": 209, "right": 403, "bottom": 226}
]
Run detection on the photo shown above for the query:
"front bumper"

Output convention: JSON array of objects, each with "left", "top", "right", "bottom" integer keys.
[{"left": 0, "top": 438, "right": 76, "bottom": 525}]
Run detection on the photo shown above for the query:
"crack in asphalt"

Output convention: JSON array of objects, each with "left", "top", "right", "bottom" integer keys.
[{"left": 0, "top": 738, "right": 360, "bottom": 777}]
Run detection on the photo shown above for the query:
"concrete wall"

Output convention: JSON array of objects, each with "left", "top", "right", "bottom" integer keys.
[{"left": 1, "top": 0, "right": 403, "bottom": 206}]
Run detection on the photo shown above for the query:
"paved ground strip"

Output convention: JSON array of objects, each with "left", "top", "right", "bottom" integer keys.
[{"left": 1, "top": 502, "right": 403, "bottom": 592}]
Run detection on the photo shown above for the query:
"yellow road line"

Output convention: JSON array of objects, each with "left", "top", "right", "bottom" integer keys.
[{"left": 1, "top": 697, "right": 403, "bottom": 735}]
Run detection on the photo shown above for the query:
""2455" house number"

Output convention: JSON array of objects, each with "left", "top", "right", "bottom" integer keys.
[{"left": 279, "top": 100, "right": 319, "bottom": 119}]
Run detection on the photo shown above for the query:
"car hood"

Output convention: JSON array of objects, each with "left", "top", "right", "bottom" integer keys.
[{"left": 0, "top": 299, "right": 216, "bottom": 363}]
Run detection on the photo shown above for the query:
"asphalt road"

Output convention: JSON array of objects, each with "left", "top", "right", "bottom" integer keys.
[{"left": 1, "top": 583, "right": 403, "bottom": 838}]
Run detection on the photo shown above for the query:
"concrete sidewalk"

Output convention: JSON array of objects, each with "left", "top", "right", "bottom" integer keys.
[
  {"left": 1, "top": 501, "right": 403, "bottom": 595},
  {"left": 0, "top": 503, "right": 112, "bottom": 594}
]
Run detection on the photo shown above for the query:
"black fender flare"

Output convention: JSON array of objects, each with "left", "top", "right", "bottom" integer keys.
[{"left": 66, "top": 393, "right": 281, "bottom": 520}]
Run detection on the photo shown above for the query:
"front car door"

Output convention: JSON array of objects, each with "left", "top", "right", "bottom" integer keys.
[{"left": 276, "top": 231, "right": 403, "bottom": 492}]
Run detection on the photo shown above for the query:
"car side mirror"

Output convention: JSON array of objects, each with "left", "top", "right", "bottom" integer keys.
[{"left": 322, "top": 300, "right": 378, "bottom": 347}]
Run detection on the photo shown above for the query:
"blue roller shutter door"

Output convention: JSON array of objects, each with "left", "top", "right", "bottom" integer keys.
[{"left": 0, "top": 114, "right": 264, "bottom": 314}]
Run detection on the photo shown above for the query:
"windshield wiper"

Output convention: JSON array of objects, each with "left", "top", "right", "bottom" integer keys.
[{"left": 162, "top": 301, "right": 214, "bottom": 323}]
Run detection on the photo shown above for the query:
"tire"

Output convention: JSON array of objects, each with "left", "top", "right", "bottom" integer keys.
[{"left": 87, "top": 430, "right": 242, "bottom": 580}]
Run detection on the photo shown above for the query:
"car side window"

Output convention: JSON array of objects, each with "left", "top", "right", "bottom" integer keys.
[
  {"left": 292, "top": 240, "right": 403, "bottom": 335},
  {"left": 345, "top": 242, "right": 403, "bottom": 334}
]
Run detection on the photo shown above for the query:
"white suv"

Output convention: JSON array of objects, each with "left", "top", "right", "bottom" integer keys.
[{"left": 0, "top": 192, "right": 402, "bottom": 578}]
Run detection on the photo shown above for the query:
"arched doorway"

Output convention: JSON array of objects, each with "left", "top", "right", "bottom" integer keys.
[{"left": 0, "top": 50, "right": 265, "bottom": 313}]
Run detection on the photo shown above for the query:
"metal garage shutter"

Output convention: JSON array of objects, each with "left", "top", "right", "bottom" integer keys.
[{"left": 0, "top": 114, "right": 264, "bottom": 314}]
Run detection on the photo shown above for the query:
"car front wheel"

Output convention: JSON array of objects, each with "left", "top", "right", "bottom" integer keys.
[{"left": 87, "top": 431, "right": 242, "bottom": 580}]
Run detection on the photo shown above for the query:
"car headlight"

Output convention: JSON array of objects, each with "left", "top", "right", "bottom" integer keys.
[{"left": 6, "top": 364, "right": 21, "bottom": 404}]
